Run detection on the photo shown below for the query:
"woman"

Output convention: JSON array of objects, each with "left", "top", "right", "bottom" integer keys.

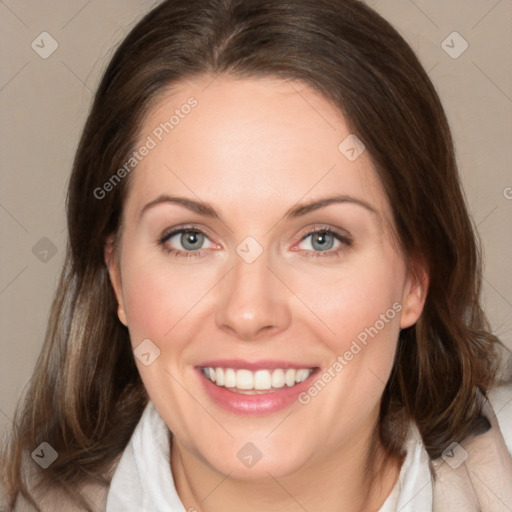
[{"left": 2, "top": 0, "right": 511, "bottom": 510}]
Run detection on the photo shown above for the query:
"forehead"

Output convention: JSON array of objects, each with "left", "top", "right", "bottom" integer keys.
[{"left": 123, "top": 74, "right": 392, "bottom": 225}]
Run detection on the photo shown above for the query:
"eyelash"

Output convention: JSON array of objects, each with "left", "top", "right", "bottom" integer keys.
[{"left": 157, "top": 225, "right": 353, "bottom": 259}]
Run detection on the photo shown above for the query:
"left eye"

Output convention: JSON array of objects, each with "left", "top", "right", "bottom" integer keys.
[{"left": 297, "top": 229, "right": 348, "bottom": 253}]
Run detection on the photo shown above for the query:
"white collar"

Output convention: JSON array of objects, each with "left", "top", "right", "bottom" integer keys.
[
  {"left": 106, "top": 401, "right": 186, "bottom": 512},
  {"left": 378, "top": 423, "right": 433, "bottom": 511}
]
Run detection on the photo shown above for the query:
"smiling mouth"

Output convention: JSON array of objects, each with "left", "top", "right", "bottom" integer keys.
[{"left": 199, "top": 366, "right": 316, "bottom": 395}]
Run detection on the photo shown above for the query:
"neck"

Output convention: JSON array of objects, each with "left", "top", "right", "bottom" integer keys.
[{"left": 170, "top": 422, "right": 402, "bottom": 512}]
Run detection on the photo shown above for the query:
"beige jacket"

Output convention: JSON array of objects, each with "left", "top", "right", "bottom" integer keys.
[{"left": 3, "top": 458, "right": 117, "bottom": 512}]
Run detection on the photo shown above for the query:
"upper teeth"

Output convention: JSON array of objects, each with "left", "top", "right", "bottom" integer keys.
[{"left": 202, "top": 367, "right": 314, "bottom": 390}]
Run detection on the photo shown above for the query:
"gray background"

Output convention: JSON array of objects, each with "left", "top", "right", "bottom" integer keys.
[{"left": 1, "top": 0, "right": 511, "bottom": 435}]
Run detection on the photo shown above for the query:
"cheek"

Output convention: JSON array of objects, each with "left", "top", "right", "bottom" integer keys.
[
  {"left": 120, "top": 254, "right": 214, "bottom": 347},
  {"left": 289, "top": 246, "right": 406, "bottom": 353},
  {"left": 119, "top": 257, "right": 211, "bottom": 414},
  {"left": 121, "top": 274, "right": 168, "bottom": 347},
  {"left": 290, "top": 248, "right": 404, "bottom": 422}
]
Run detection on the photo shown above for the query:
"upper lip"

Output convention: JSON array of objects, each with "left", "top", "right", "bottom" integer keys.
[{"left": 197, "top": 359, "right": 318, "bottom": 371}]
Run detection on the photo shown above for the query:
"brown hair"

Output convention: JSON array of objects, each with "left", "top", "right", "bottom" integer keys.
[{"left": 1, "top": 0, "right": 503, "bottom": 509}]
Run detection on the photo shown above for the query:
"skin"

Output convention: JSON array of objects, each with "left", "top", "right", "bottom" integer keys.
[{"left": 106, "top": 74, "right": 428, "bottom": 512}]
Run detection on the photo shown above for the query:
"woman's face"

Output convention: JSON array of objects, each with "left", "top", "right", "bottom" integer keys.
[{"left": 106, "top": 75, "right": 426, "bottom": 479}]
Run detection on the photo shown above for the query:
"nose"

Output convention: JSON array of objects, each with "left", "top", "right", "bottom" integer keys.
[{"left": 215, "top": 248, "right": 291, "bottom": 341}]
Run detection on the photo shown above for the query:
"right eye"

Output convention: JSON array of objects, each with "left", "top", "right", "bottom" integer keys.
[{"left": 157, "top": 227, "right": 215, "bottom": 258}]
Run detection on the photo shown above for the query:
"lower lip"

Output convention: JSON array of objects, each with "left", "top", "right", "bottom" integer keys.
[{"left": 196, "top": 368, "right": 318, "bottom": 415}]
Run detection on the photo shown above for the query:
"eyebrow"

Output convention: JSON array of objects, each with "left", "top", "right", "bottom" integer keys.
[{"left": 138, "top": 194, "right": 378, "bottom": 222}]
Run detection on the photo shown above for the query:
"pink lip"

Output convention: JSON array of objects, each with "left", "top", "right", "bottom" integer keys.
[
  {"left": 198, "top": 359, "right": 316, "bottom": 371},
  {"left": 196, "top": 366, "right": 319, "bottom": 415}
]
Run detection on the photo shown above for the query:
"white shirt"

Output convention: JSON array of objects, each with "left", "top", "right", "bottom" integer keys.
[{"left": 106, "top": 383, "right": 512, "bottom": 512}]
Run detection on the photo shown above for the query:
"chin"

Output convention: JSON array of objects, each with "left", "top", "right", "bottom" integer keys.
[{"left": 196, "top": 437, "right": 315, "bottom": 480}]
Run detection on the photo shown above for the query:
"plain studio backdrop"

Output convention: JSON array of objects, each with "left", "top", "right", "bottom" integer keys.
[{"left": 0, "top": 0, "right": 511, "bottom": 436}]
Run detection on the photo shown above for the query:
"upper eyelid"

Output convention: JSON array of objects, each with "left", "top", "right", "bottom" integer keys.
[
  {"left": 159, "top": 224, "right": 213, "bottom": 240},
  {"left": 299, "top": 226, "right": 352, "bottom": 241}
]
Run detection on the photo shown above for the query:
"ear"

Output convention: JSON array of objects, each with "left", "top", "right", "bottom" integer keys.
[
  {"left": 105, "top": 234, "right": 127, "bottom": 326},
  {"left": 399, "top": 258, "right": 429, "bottom": 329}
]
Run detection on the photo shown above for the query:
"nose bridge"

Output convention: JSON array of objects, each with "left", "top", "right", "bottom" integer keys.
[{"left": 215, "top": 244, "right": 290, "bottom": 340}]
